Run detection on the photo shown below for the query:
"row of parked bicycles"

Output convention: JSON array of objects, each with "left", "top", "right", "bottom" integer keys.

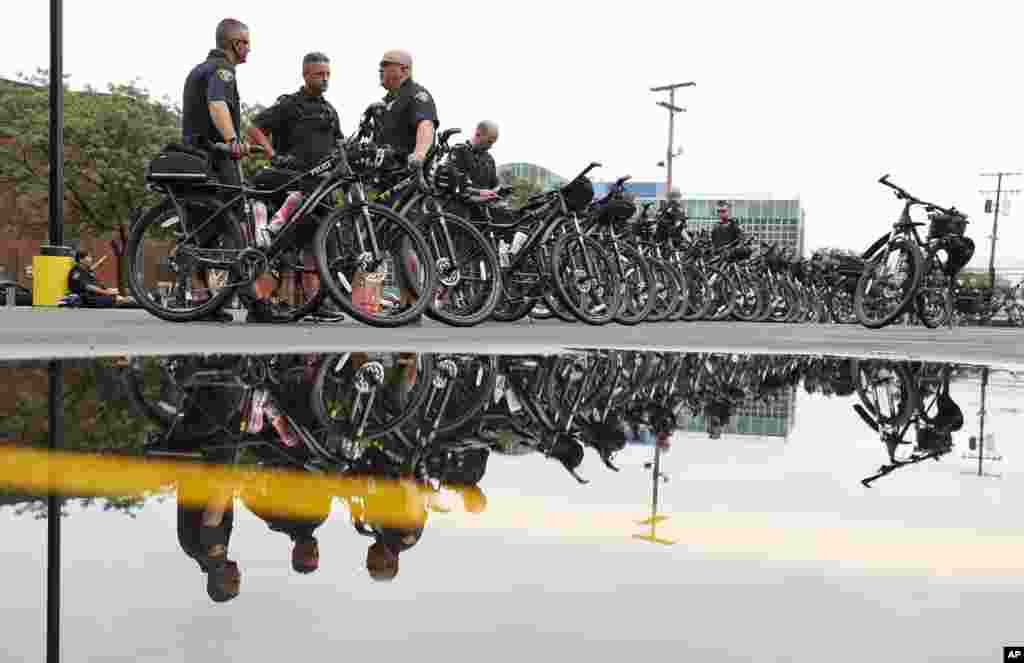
[
  {"left": 117, "top": 349, "right": 968, "bottom": 488},
  {"left": 126, "top": 102, "right": 978, "bottom": 330}
]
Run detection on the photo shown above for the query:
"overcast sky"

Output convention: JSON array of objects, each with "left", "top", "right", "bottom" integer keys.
[{"left": 3, "top": 1, "right": 1024, "bottom": 267}]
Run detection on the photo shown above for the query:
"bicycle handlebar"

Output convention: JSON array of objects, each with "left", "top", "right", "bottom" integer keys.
[
  {"left": 878, "top": 174, "right": 962, "bottom": 217},
  {"left": 572, "top": 162, "right": 602, "bottom": 181},
  {"left": 210, "top": 142, "right": 266, "bottom": 155}
]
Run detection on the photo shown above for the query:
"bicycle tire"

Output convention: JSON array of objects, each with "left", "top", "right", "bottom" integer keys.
[
  {"left": 313, "top": 204, "right": 437, "bottom": 327},
  {"left": 550, "top": 233, "right": 622, "bottom": 326},
  {"left": 126, "top": 197, "right": 243, "bottom": 322},
  {"left": 417, "top": 212, "right": 503, "bottom": 327},
  {"left": 854, "top": 238, "right": 924, "bottom": 329},
  {"left": 645, "top": 258, "right": 682, "bottom": 323},
  {"left": 613, "top": 247, "right": 656, "bottom": 326}
]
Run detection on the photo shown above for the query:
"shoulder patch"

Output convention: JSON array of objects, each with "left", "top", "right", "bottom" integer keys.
[
  {"left": 217, "top": 69, "right": 235, "bottom": 83},
  {"left": 414, "top": 90, "right": 430, "bottom": 103}
]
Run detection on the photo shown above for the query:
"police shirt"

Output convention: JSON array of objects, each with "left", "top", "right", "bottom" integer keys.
[
  {"left": 252, "top": 89, "right": 343, "bottom": 169},
  {"left": 67, "top": 265, "right": 101, "bottom": 295},
  {"left": 712, "top": 219, "right": 742, "bottom": 249},
  {"left": 373, "top": 78, "right": 438, "bottom": 158},
  {"left": 182, "top": 49, "right": 241, "bottom": 149},
  {"left": 449, "top": 141, "right": 498, "bottom": 189}
]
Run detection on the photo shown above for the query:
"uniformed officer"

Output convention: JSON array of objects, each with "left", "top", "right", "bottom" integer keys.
[
  {"left": 247, "top": 52, "right": 343, "bottom": 172},
  {"left": 373, "top": 50, "right": 439, "bottom": 321},
  {"left": 374, "top": 49, "right": 438, "bottom": 167},
  {"left": 449, "top": 120, "right": 500, "bottom": 199},
  {"left": 182, "top": 19, "right": 291, "bottom": 324},
  {"left": 245, "top": 52, "right": 346, "bottom": 322},
  {"left": 181, "top": 18, "right": 254, "bottom": 183}
]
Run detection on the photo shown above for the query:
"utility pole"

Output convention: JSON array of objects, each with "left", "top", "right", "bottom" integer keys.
[
  {"left": 979, "top": 171, "right": 1021, "bottom": 291},
  {"left": 651, "top": 81, "right": 695, "bottom": 196},
  {"left": 634, "top": 444, "right": 675, "bottom": 546}
]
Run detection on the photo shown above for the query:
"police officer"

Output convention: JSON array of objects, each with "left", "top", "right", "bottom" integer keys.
[
  {"left": 182, "top": 18, "right": 271, "bottom": 322},
  {"left": 181, "top": 18, "right": 253, "bottom": 182},
  {"left": 245, "top": 52, "right": 345, "bottom": 322},
  {"left": 373, "top": 50, "right": 439, "bottom": 320},
  {"left": 374, "top": 49, "right": 438, "bottom": 166},
  {"left": 449, "top": 120, "right": 500, "bottom": 199},
  {"left": 247, "top": 52, "right": 343, "bottom": 173}
]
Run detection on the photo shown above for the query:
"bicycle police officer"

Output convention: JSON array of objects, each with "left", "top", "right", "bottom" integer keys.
[
  {"left": 449, "top": 120, "right": 500, "bottom": 200},
  {"left": 247, "top": 52, "right": 343, "bottom": 173},
  {"left": 373, "top": 50, "right": 439, "bottom": 320},
  {"left": 374, "top": 50, "right": 438, "bottom": 167},
  {"left": 182, "top": 18, "right": 252, "bottom": 182}
]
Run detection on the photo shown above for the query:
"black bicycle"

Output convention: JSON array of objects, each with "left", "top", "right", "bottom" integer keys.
[
  {"left": 128, "top": 140, "right": 438, "bottom": 327},
  {"left": 854, "top": 175, "right": 974, "bottom": 329}
]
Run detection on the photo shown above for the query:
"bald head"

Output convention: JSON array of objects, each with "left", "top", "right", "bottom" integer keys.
[
  {"left": 472, "top": 121, "right": 499, "bottom": 151},
  {"left": 379, "top": 50, "right": 413, "bottom": 91}
]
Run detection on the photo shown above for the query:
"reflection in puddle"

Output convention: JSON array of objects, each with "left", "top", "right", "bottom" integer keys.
[{"left": 2, "top": 350, "right": 1023, "bottom": 660}]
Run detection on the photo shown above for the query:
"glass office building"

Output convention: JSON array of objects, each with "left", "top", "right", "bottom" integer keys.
[
  {"left": 676, "top": 386, "right": 797, "bottom": 439},
  {"left": 590, "top": 181, "right": 806, "bottom": 256},
  {"left": 497, "top": 162, "right": 568, "bottom": 192}
]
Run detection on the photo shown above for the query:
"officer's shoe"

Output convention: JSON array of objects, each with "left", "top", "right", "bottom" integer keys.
[
  {"left": 246, "top": 300, "right": 294, "bottom": 324},
  {"left": 201, "top": 309, "right": 234, "bottom": 323}
]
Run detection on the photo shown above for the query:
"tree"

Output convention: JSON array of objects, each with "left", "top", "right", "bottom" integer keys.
[
  {"left": 0, "top": 69, "right": 181, "bottom": 240},
  {"left": 503, "top": 175, "right": 545, "bottom": 209}
]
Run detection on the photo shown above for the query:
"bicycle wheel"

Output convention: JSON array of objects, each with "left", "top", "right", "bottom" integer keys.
[
  {"left": 126, "top": 196, "right": 243, "bottom": 322},
  {"left": 677, "top": 264, "right": 713, "bottom": 321},
  {"left": 314, "top": 204, "right": 437, "bottom": 327},
  {"left": 854, "top": 238, "right": 924, "bottom": 329},
  {"left": 915, "top": 260, "right": 953, "bottom": 329},
  {"left": 852, "top": 359, "right": 918, "bottom": 428},
  {"left": 550, "top": 233, "right": 622, "bottom": 325},
  {"left": 613, "top": 247, "right": 656, "bottom": 326},
  {"left": 730, "top": 269, "right": 767, "bottom": 322},
  {"left": 645, "top": 258, "right": 682, "bottom": 323},
  {"left": 311, "top": 352, "right": 436, "bottom": 441},
  {"left": 704, "top": 266, "right": 738, "bottom": 321},
  {"left": 417, "top": 212, "right": 503, "bottom": 327}
]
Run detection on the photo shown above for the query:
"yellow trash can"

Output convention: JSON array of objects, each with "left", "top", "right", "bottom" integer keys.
[{"left": 32, "top": 245, "right": 75, "bottom": 307}]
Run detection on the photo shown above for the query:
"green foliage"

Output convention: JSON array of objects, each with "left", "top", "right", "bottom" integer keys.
[
  {"left": 0, "top": 69, "right": 181, "bottom": 239},
  {"left": 958, "top": 271, "right": 992, "bottom": 289},
  {"left": 504, "top": 175, "right": 545, "bottom": 209}
]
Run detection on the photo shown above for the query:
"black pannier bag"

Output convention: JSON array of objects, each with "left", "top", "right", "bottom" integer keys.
[
  {"left": 561, "top": 176, "right": 595, "bottom": 213},
  {"left": 943, "top": 235, "right": 975, "bottom": 276},
  {"left": 145, "top": 144, "right": 211, "bottom": 183},
  {"left": 434, "top": 163, "right": 468, "bottom": 195},
  {"left": 596, "top": 196, "right": 637, "bottom": 226},
  {"left": 928, "top": 211, "right": 968, "bottom": 239}
]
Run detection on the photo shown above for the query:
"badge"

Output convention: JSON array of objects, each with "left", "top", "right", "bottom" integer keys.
[
  {"left": 415, "top": 90, "right": 430, "bottom": 103},
  {"left": 217, "top": 69, "right": 235, "bottom": 83}
]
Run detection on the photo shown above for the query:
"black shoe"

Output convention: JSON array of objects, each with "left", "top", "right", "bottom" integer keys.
[
  {"left": 201, "top": 309, "right": 234, "bottom": 323},
  {"left": 246, "top": 301, "right": 294, "bottom": 324}
]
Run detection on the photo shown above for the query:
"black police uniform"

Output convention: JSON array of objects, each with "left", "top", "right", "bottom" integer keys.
[
  {"left": 449, "top": 141, "right": 498, "bottom": 189},
  {"left": 253, "top": 89, "right": 342, "bottom": 170},
  {"left": 249, "top": 89, "right": 343, "bottom": 207},
  {"left": 372, "top": 78, "right": 438, "bottom": 301},
  {"left": 373, "top": 78, "right": 438, "bottom": 159},
  {"left": 68, "top": 264, "right": 115, "bottom": 308},
  {"left": 182, "top": 48, "right": 242, "bottom": 186}
]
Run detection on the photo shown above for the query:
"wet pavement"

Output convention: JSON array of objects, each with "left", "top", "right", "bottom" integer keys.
[{"left": 2, "top": 349, "right": 1023, "bottom": 661}]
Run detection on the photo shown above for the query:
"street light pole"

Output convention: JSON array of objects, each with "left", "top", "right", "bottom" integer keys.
[
  {"left": 50, "top": 0, "right": 64, "bottom": 248},
  {"left": 651, "top": 82, "right": 694, "bottom": 196}
]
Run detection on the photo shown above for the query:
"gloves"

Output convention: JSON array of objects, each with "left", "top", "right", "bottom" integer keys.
[
  {"left": 272, "top": 154, "right": 299, "bottom": 170},
  {"left": 407, "top": 153, "right": 424, "bottom": 170}
]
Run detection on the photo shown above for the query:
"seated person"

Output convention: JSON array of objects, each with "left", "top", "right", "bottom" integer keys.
[{"left": 67, "top": 249, "right": 136, "bottom": 307}]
